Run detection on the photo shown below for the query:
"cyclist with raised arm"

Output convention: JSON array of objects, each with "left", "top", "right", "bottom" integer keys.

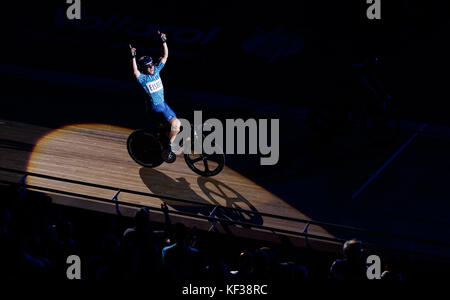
[{"left": 129, "top": 31, "right": 181, "bottom": 162}]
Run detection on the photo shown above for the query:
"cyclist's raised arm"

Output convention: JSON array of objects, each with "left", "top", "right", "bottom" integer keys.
[
  {"left": 158, "top": 31, "right": 168, "bottom": 65},
  {"left": 129, "top": 44, "right": 141, "bottom": 78}
]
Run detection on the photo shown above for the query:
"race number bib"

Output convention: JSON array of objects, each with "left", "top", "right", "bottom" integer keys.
[{"left": 146, "top": 78, "right": 163, "bottom": 93}]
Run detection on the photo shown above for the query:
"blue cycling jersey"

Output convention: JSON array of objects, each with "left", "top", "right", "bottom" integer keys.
[{"left": 137, "top": 62, "right": 165, "bottom": 106}]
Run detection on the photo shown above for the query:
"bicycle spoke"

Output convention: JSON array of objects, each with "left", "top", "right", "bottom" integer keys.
[
  {"left": 191, "top": 156, "right": 203, "bottom": 163},
  {"left": 203, "top": 158, "right": 210, "bottom": 172}
]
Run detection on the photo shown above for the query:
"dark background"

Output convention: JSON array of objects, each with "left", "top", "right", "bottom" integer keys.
[{"left": 2, "top": 0, "right": 450, "bottom": 125}]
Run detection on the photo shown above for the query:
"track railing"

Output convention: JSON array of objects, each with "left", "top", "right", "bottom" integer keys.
[{"left": 1, "top": 166, "right": 450, "bottom": 261}]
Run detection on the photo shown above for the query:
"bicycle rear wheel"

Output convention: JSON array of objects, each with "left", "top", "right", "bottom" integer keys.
[{"left": 127, "top": 129, "right": 164, "bottom": 168}]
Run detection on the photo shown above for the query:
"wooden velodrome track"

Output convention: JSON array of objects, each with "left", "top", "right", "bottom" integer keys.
[{"left": 0, "top": 119, "right": 340, "bottom": 251}]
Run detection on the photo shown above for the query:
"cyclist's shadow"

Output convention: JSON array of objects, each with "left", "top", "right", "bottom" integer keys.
[{"left": 139, "top": 168, "right": 263, "bottom": 226}]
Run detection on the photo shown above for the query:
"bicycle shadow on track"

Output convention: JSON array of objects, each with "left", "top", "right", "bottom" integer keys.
[
  {"left": 197, "top": 176, "right": 263, "bottom": 226},
  {"left": 139, "top": 167, "right": 263, "bottom": 226}
]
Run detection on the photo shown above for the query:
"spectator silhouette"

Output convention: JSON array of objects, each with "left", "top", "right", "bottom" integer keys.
[
  {"left": 279, "top": 261, "right": 308, "bottom": 282},
  {"left": 230, "top": 251, "right": 254, "bottom": 282},
  {"left": 205, "top": 252, "right": 230, "bottom": 285},
  {"left": 122, "top": 207, "right": 162, "bottom": 280},
  {"left": 251, "top": 248, "right": 271, "bottom": 282},
  {"left": 329, "top": 239, "right": 368, "bottom": 280},
  {"left": 162, "top": 222, "right": 200, "bottom": 281},
  {"left": 381, "top": 260, "right": 403, "bottom": 280},
  {"left": 94, "top": 233, "right": 121, "bottom": 280}
]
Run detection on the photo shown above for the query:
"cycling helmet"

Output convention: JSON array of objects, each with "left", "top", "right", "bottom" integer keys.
[{"left": 137, "top": 56, "right": 153, "bottom": 70}]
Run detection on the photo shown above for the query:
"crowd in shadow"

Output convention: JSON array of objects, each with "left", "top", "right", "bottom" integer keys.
[{"left": 0, "top": 184, "right": 403, "bottom": 283}]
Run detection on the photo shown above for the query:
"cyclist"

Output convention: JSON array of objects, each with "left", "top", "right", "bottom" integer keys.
[{"left": 129, "top": 31, "right": 180, "bottom": 162}]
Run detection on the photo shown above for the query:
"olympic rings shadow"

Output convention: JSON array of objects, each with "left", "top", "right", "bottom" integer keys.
[{"left": 138, "top": 167, "right": 263, "bottom": 226}]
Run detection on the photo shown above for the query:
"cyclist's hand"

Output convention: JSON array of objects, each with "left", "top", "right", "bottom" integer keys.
[
  {"left": 129, "top": 44, "right": 136, "bottom": 58},
  {"left": 158, "top": 31, "right": 167, "bottom": 42}
]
